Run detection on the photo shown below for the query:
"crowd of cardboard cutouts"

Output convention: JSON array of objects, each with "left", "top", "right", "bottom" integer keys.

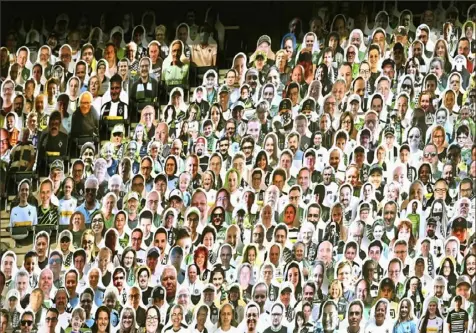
[{"left": 0, "top": 3, "right": 476, "bottom": 333}]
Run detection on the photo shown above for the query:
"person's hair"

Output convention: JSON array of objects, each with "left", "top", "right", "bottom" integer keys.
[
  {"left": 92, "top": 306, "right": 111, "bottom": 333},
  {"left": 0, "top": 309, "right": 9, "bottom": 327}
]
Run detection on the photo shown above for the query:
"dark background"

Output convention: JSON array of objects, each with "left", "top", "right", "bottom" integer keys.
[{"left": 1, "top": 1, "right": 473, "bottom": 54}]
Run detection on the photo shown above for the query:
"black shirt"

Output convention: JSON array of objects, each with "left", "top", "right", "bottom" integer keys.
[{"left": 71, "top": 110, "right": 99, "bottom": 139}]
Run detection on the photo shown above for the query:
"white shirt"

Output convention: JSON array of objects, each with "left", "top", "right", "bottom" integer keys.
[{"left": 10, "top": 204, "right": 38, "bottom": 227}]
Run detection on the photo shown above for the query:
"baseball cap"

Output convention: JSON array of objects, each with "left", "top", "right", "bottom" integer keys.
[
  {"left": 380, "top": 277, "right": 395, "bottom": 288},
  {"left": 168, "top": 189, "right": 183, "bottom": 202},
  {"left": 349, "top": 94, "right": 360, "bottom": 103},
  {"left": 203, "top": 284, "right": 215, "bottom": 293},
  {"left": 452, "top": 217, "right": 468, "bottom": 229},
  {"left": 218, "top": 85, "right": 229, "bottom": 95},
  {"left": 279, "top": 98, "right": 292, "bottom": 111},
  {"left": 112, "top": 124, "right": 125, "bottom": 134},
  {"left": 56, "top": 13, "right": 68, "bottom": 23},
  {"left": 393, "top": 42, "right": 404, "bottom": 51},
  {"left": 384, "top": 126, "right": 395, "bottom": 137},
  {"left": 395, "top": 26, "right": 408, "bottom": 36},
  {"left": 280, "top": 282, "right": 293, "bottom": 294},
  {"left": 7, "top": 289, "right": 19, "bottom": 300},
  {"left": 152, "top": 286, "right": 165, "bottom": 299},
  {"left": 257, "top": 35, "right": 271, "bottom": 46},
  {"left": 369, "top": 164, "right": 383, "bottom": 175},
  {"left": 50, "top": 159, "right": 64, "bottom": 171},
  {"left": 360, "top": 202, "right": 370, "bottom": 211},
  {"left": 127, "top": 192, "right": 139, "bottom": 202},
  {"left": 426, "top": 217, "right": 437, "bottom": 226},
  {"left": 228, "top": 283, "right": 241, "bottom": 292},
  {"left": 255, "top": 50, "right": 267, "bottom": 60},
  {"left": 456, "top": 275, "right": 471, "bottom": 288},
  {"left": 301, "top": 98, "right": 315, "bottom": 113},
  {"left": 233, "top": 101, "right": 245, "bottom": 111},
  {"left": 147, "top": 247, "right": 160, "bottom": 258}
]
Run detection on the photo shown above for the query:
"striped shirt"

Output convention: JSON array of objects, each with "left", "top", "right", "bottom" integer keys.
[{"left": 37, "top": 205, "right": 59, "bottom": 225}]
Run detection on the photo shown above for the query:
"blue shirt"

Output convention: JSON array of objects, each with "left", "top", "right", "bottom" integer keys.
[{"left": 75, "top": 201, "right": 101, "bottom": 224}]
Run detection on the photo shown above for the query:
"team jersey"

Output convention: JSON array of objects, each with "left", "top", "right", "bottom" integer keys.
[{"left": 10, "top": 204, "right": 38, "bottom": 227}]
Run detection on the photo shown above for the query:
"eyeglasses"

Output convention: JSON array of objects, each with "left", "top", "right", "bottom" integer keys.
[
  {"left": 147, "top": 316, "right": 159, "bottom": 321},
  {"left": 423, "top": 152, "right": 437, "bottom": 158},
  {"left": 434, "top": 188, "right": 447, "bottom": 193},
  {"left": 92, "top": 218, "right": 104, "bottom": 224},
  {"left": 21, "top": 321, "right": 33, "bottom": 327}
]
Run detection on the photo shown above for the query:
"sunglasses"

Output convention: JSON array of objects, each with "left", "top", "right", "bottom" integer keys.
[
  {"left": 49, "top": 258, "right": 62, "bottom": 265},
  {"left": 85, "top": 188, "right": 97, "bottom": 193},
  {"left": 60, "top": 237, "right": 70, "bottom": 243},
  {"left": 21, "top": 321, "right": 33, "bottom": 327}
]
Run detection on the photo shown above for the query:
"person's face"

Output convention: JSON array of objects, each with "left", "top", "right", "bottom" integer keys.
[
  {"left": 332, "top": 82, "right": 345, "bottom": 102},
  {"left": 271, "top": 305, "right": 283, "bottom": 327},
  {"left": 329, "top": 150, "right": 341, "bottom": 170},
  {"left": 322, "top": 304, "right": 338, "bottom": 330},
  {"left": 336, "top": 138, "right": 345, "bottom": 151},
  {"left": 97, "top": 310, "right": 109, "bottom": 333},
  {"left": 369, "top": 49, "right": 379, "bottom": 68},
  {"left": 458, "top": 40, "right": 470, "bottom": 56},
  {"left": 444, "top": 92, "right": 455, "bottom": 110},
  {"left": 422, "top": 145, "right": 437, "bottom": 166},
  {"left": 161, "top": 268, "right": 177, "bottom": 298},
  {"left": 269, "top": 246, "right": 280, "bottom": 264},
  {"left": 339, "top": 186, "right": 351, "bottom": 207},
  {"left": 24, "top": 256, "right": 36, "bottom": 274},
  {"left": 318, "top": 241, "right": 332, "bottom": 264},
  {"left": 131, "top": 231, "right": 142, "bottom": 250},
  {"left": 408, "top": 127, "right": 421, "bottom": 148},
  {"left": 171, "top": 42, "right": 182, "bottom": 63},
  {"left": 456, "top": 283, "right": 471, "bottom": 300},
  {"left": 275, "top": 229, "right": 288, "bottom": 246},
  {"left": 323, "top": 51, "right": 333, "bottom": 67},
  {"left": 446, "top": 241, "right": 458, "bottom": 258},
  {"left": 384, "top": 204, "right": 397, "bottom": 228},
  {"left": 20, "top": 313, "right": 34, "bottom": 333},
  {"left": 394, "top": 242, "right": 408, "bottom": 262},
  {"left": 419, "top": 165, "right": 431, "bottom": 184}
]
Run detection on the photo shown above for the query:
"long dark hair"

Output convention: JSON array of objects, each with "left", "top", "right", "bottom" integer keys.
[{"left": 92, "top": 306, "right": 111, "bottom": 333}]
